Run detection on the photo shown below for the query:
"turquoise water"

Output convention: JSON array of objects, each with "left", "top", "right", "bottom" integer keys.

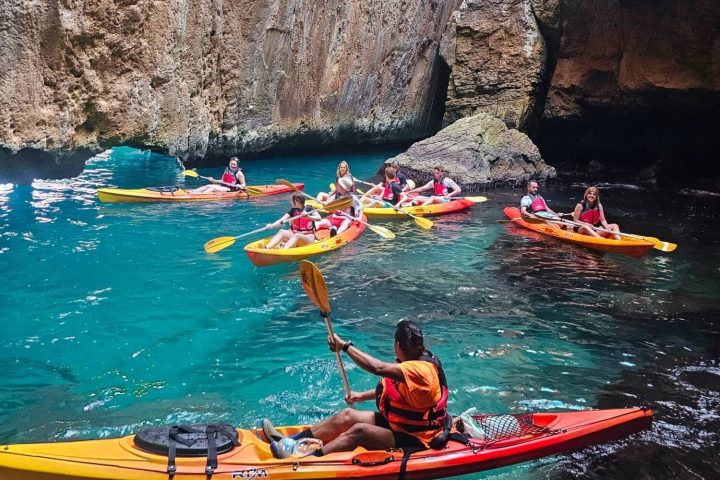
[{"left": 1, "top": 147, "right": 719, "bottom": 478}]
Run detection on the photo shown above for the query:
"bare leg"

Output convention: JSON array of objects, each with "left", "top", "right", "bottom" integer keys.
[
  {"left": 307, "top": 409, "right": 394, "bottom": 454},
  {"left": 579, "top": 225, "right": 601, "bottom": 237},
  {"left": 283, "top": 232, "right": 314, "bottom": 248},
  {"left": 335, "top": 218, "right": 352, "bottom": 235},
  {"left": 316, "top": 192, "right": 330, "bottom": 202},
  {"left": 266, "top": 230, "right": 293, "bottom": 249}
]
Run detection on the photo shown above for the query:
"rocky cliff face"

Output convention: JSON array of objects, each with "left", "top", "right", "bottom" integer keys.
[
  {"left": 0, "top": 0, "right": 457, "bottom": 177},
  {"left": 1, "top": 0, "right": 718, "bottom": 186}
]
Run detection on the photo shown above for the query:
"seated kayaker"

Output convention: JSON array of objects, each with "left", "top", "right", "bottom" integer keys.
[
  {"left": 388, "top": 159, "right": 411, "bottom": 192},
  {"left": 404, "top": 165, "right": 461, "bottom": 206},
  {"left": 315, "top": 177, "right": 363, "bottom": 236},
  {"left": 263, "top": 320, "right": 449, "bottom": 458},
  {"left": 263, "top": 193, "right": 321, "bottom": 249},
  {"left": 519, "top": 180, "right": 562, "bottom": 220},
  {"left": 361, "top": 167, "right": 404, "bottom": 208},
  {"left": 316, "top": 161, "right": 355, "bottom": 203},
  {"left": 190, "top": 157, "right": 246, "bottom": 193},
  {"left": 572, "top": 186, "right": 621, "bottom": 240}
]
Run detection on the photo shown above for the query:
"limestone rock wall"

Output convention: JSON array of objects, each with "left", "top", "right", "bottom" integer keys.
[{"left": 0, "top": 0, "right": 457, "bottom": 165}]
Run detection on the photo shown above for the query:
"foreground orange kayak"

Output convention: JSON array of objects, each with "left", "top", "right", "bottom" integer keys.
[
  {"left": 244, "top": 217, "right": 366, "bottom": 267},
  {"left": 0, "top": 408, "right": 652, "bottom": 480},
  {"left": 97, "top": 183, "right": 304, "bottom": 203},
  {"left": 503, "top": 207, "right": 654, "bottom": 257}
]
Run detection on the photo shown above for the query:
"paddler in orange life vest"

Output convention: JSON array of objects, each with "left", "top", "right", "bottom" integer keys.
[
  {"left": 362, "top": 166, "right": 405, "bottom": 208},
  {"left": 315, "top": 176, "right": 363, "bottom": 237},
  {"left": 190, "top": 157, "right": 246, "bottom": 194},
  {"left": 572, "top": 186, "right": 621, "bottom": 240},
  {"left": 519, "top": 179, "right": 562, "bottom": 220},
  {"left": 405, "top": 165, "right": 461, "bottom": 206},
  {"left": 262, "top": 320, "right": 450, "bottom": 459},
  {"left": 263, "top": 193, "right": 321, "bottom": 249}
]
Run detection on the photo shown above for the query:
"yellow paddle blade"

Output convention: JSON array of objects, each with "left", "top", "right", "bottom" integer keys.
[
  {"left": 413, "top": 215, "right": 433, "bottom": 230},
  {"left": 300, "top": 260, "right": 331, "bottom": 314},
  {"left": 204, "top": 236, "right": 237, "bottom": 254},
  {"left": 182, "top": 170, "right": 199, "bottom": 178},
  {"left": 323, "top": 196, "right": 353, "bottom": 212},
  {"left": 244, "top": 186, "right": 264, "bottom": 196},
  {"left": 632, "top": 235, "right": 677, "bottom": 252},
  {"left": 368, "top": 224, "right": 396, "bottom": 239},
  {"left": 329, "top": 183, "right": 336, "bottom": 192},
  {"left": 465, "top": 196, "right": 488, "bottom": 203},
  {"left": 276, "top": 178, "right": 300, "bottom": 191}
]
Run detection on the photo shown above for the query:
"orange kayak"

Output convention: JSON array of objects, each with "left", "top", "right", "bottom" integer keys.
[
  {"left": 244, "top": 217, "right": 366, "bottom": 267},
  {"left": 503, "top": 207, "right": 654, "bottom": 257},
  {"left": 0, "top": 408, "right": 652, "bottom": 479},
  {"left": 97, "top": 183, "right": 304, "bottom": 203}
]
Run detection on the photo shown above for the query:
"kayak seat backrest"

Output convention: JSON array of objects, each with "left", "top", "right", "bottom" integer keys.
[{"left": 134, "top": 423, "right": 239, "bottom": 456}]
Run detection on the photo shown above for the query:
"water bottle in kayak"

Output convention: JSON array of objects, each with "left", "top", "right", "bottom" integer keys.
[{"left": 294, "top": 438, "right": 323, "bottom": 456}]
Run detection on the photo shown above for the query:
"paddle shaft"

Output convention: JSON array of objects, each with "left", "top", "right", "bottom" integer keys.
[{"left": 322, "top": 313, "right": 353, "bottom": 406}]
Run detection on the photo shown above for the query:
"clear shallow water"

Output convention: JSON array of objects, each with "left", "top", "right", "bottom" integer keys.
[{"left": 0, "top": 147, "right": 719, "bottom": 478}]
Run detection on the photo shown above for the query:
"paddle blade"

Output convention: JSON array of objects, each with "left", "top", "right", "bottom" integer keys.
[
  {"left": 300, "top": 260, "right": 331, "bottom": 314},
  {"left": 368, "top": 224, "right": 396, "bottom": 239},
  {"left": 413, "top": 216, "right": 433, "bottom": 230},
  {"left": 465, "top": 196, "right": 488, "bottom": 203},
  {"left": 276, "top": 178, "right": 301, "bottom": 191},
  {"left": 644, "top": 237, "right": 677, "bottom": 252},
  {"left": 323, "top": 196, "right": 353, "bottom": 212},
  {"left": 183, "top": 170, "right": 199, "bottom": 178},
  {"left": 244, "top": 186, "right": 264, "bottom": 196},
  {"left": 204, "top": 236, "right": 237, "bottom": 253}
]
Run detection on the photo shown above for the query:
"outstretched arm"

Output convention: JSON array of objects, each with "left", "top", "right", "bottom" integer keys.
[{"left": 329, "top": 333, "right": 405, "bottom": 383}]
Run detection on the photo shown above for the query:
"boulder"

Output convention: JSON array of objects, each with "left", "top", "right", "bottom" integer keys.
[{"left": 386, "top": 113, "right": 555, "bottom": 189}]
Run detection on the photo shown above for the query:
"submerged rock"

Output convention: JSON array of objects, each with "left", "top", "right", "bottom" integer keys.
[{"left": 386, "top": 113, "right": 555, "bottom": 188}]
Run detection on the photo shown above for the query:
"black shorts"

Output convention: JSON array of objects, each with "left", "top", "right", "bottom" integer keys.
[{"left": 374, "top": 412, "right": 425, "bottom": 449}]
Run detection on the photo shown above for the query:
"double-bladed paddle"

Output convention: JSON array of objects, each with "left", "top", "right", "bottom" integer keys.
[
  {"left": 203, "top": 196, "right": 353, "bottom": 253},
  {"left": 182, "top": 170, "right": 263, "bottom": 195},
  {"left": 299, "top": 260, "right": 353, "bottom": 406},
  {"left": 276, "top": 178, "right": 396, "bottom": 240}
]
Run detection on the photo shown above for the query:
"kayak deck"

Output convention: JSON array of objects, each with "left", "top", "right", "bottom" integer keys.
[
  {"left": 503, "top": 207, "right": 654, "bottom": 257},
  {"left": 97, "top": 183, "right": 304, "bottom": 203},
  {"left": 244, "top": 216, "right": 367, "bottom": 267},
  {"left": 363, "top": 198, "right": 475, "bottom": 218},
  {"left": 0, "top": 408, "right": 652, "bottom": 480}
]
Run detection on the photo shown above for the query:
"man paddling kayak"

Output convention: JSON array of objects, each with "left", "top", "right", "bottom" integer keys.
[
  {"left": 262, "top": 320, "right": 449, "bottom": 458},
  {"left": 361, "top": 166, "right": 405, "bottom": 207},
  {"left": 405, "top": 165, "right": 461, "bottom": 206},
  {"left": 190, "top": 157, "right": 246, "bottom": 194},
  {"left": 519, "top": 179, "right": 561, "bottom": 219}
]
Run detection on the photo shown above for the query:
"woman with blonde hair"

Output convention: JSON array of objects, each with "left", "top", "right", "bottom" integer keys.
[
  {"left": 316, "top": 161, "right": 355, "bottom": 202},
  {"left": 572, "top": 186, "right": 621, "bottom": 240}
]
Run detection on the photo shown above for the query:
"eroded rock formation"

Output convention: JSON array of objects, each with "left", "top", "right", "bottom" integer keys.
[
  {"left": 386, "top": 112, "right": 555, "bottom": 189},
  {"left": 0, "top": 0, "right": 457, "bottom": 177}
]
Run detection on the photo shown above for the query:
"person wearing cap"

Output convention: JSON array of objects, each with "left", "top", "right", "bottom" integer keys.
[
  {"left": 190, "top": 157, "right": 246, "bottom": 194},
  {"left": 388, "top": 159, "right": 410, "bottom": 192},
  {"left": 262, "top": 320, "right": 450, "bottom": 459},
  {"left": 316, "top": 161, "right": 356, "bottom": 203},
  {"left": 315, "top": 176, "right": 363, "bottom": 236},
  {"left": 405, "top": 165, "right": 461, "bottom": 206}
]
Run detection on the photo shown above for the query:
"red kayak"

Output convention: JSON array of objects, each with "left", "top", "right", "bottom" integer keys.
[{"left": 0, "top": 408, "right": 652, "bottom": 479}]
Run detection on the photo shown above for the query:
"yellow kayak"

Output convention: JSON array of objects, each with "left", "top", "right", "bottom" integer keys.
[
  {"left": 97, "top": 183, "right": 304, "bottom": 203},
  {"left": 244, "top": 217, "right": 367, "bottom": 267}
]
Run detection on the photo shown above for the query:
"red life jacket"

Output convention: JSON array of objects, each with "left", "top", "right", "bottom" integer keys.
[
  {"left": 289, "top": 207, "right": 315, "bottom": 233},
  {"left": 375, "top": 353, "right": 449, "bottom": 438},
  {"left": 221, "top": 168, "right": 239, "bottom": 185},
  {"left": 433, "top": 177, "right": 451, "bottom": 195},
  {"left": 579, "top": 201, "right": 601, "bottom": 226},
  {"left": 528, "top": 194, "right": 548, "bottom": 213}
]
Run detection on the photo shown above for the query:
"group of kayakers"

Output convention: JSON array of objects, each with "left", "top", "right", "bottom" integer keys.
[{"left": 520, "top": 179, "right": 622, "bottom": 240}]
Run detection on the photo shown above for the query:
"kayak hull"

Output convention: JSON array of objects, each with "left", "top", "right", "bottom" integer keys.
[
  {"left": 0, "top": 408, "right": 652, "bottom": 480},
  {"left": 244, "top": 216, "right": 366, "bottom": 267},
  {"left": 363, "top": 198, "right": 475, "bottom": 218},
  {"left": 97, "top": 184, "right": 304, "bottom": 203},
  {"left": 503, "top": 207, "right": 654, "bottom": 257}
]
